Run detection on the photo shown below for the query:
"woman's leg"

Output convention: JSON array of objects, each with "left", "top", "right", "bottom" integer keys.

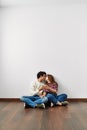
[
  {"left": 46, "top": 93, "right": 57, "bottom": 105},
  {"left": 56, "top": 93, "right": 69, "bottom": 106},
  {"left": 56, "top": 93, "right": 67, "bottom": 102}
]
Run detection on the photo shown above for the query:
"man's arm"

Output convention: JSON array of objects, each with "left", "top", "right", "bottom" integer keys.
[
  {"left": 29, "top": 81, "right": 39, "bottom": 96},
  {"left": 39, "top": 86, "right": 45, "bottom": 91}
]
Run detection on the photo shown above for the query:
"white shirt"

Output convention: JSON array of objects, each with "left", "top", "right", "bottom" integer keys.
[{"left": 29, "top": 80, "right": 45, "bottom": 96}]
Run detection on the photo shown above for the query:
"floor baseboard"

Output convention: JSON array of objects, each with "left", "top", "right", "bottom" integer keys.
[
  {"left": 67, "top": 98, "right": 87, "bottom": 102},
  {"left": 0, "top": 98, "right": 20, "bottom": 102},
  {"left": 0, "top": 98, "right": 87, "bottom": 102}
]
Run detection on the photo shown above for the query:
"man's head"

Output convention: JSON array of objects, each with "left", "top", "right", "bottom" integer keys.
[{"left": 37, "top": 71, "right": 46, "bottom": 82}]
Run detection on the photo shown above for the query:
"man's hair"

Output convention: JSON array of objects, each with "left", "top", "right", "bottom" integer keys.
[{"left": 37, "top": 71, "right": 46, "bottom": 79}]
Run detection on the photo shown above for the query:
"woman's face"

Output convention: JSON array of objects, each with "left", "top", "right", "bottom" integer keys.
[{"left": 46, "top": 76, "right": 50, "bottom": 83}]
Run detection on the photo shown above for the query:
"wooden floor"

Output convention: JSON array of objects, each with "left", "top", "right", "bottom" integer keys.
[{"left": 0, "top": 101, "right": 87, "bottom": 130}]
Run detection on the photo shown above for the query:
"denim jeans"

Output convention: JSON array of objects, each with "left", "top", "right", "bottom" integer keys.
[
  {"left": 46, "top": 93, "right": 67, "bottom": 105},
  {"left": 20, "top": 95, "right": 48, "bottom": 108},
  {"left": 34, "top": 96, "right": 48, "bottom": 104},
  {"left": 46, "top": 93, "right": 58, "bottom": 105},
  {"left": 57, "top": 93, "right": 67, "bottom": 102},
  {"left": 20, "top": 93, "right": 67, "bottom": 107}
]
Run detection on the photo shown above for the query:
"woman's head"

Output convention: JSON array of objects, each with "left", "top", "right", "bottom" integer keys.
[{"left": 46, "top": 74, "right": 56, "bottom": 83}]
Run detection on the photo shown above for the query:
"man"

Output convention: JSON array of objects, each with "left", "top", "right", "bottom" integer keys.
[{"left": 20, "top": 71, "right": 47, "bottom": 108}]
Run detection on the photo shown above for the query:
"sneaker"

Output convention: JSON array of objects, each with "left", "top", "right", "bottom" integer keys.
[
  {"left": 36, "top": 103, "right": 45, "bottom": 109},
  {"left": 51, "top": 102, "right": 54, "bottom": 107},
  {"left": 61, "top": 101, "right": 69, "bottom": 106},
  {"left": 57, "top": 101, "right": 62, "bottom": 106}
]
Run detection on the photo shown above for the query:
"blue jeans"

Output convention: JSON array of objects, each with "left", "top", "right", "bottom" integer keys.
[
  {"left": 46, "top": 93, "right": 57, "bottom": 105},
  {"left": 20, "top": 95, "right": 48, "bottom": 108},
  {"left": 57, "top": 93, "right": 67, "bottom": 102},
  {"left": 46, "top": 93, "right": 67, "bottom": 105}
]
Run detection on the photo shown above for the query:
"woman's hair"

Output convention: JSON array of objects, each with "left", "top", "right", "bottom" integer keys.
[{"left": 47, "top": 74, "right": 58, "bottom": 85}]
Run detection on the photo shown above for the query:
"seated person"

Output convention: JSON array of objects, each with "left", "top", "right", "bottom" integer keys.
[
  {"left": 39, "top": 74, "right": 69, "bottom": 107},
  {"left": 20, "top": 71, "right": 47, "bottom": 108}
]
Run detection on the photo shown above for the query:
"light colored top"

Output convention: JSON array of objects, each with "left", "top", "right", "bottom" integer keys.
[{"left": 29, "top": 80, "right": 45, "bottom": 96}]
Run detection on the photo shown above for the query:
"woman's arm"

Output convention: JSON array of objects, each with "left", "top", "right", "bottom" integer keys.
[
  {"left": 47, "top": 87, "right": 57, "bottom": 94},
  {"left": 39, "top": 85, "right": 58, "bottom": 94}
]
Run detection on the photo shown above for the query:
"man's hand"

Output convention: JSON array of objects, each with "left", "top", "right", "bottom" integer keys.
[
  {"left": 43, "top": 85, "right": 50, "bottom": 90},
  {"left": 39, "top": 85, "right": 49, "bottom": 91},
  {"left": 39, "top": 86, "right": 45, "bottom": 91},
  {"left": 39, "top": 85, "right": 45, "bottom": 91}
]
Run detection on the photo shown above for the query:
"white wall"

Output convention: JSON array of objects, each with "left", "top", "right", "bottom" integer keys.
[{"left": 0, "top": 0, "right": 87, "bottom": 98}]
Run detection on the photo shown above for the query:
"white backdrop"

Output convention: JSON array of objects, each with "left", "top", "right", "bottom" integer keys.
[{"left": 0, "top": 0, "right": 87, "bottom": 98}]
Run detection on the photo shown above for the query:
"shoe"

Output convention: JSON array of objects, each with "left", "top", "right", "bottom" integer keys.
[
  {"left": 45, "top": 102, "right": 51, "bottom": 108},
  {"left": 61, "top": 101, "right": 69, "bottom": 106},
  {"left": 36, "top": 103, "right": 45, "bottom": 109},
  {"left": 51, "top": 102, "right": 54, "bottom": 107},
  {"left": 24, "top": 103, "right": 30, "bottom": 108}
]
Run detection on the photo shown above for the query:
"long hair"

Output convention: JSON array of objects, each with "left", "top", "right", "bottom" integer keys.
[{"left": 47, "top": 74, "right": 58, "bottom": 86}]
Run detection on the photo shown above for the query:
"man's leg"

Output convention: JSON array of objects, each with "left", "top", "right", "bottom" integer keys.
[
  {"left": 20, "top": 95, "right": 40, "bottom": 108},
  {"left": 34, "top": 96, "right": 48, "bottom": 104}
]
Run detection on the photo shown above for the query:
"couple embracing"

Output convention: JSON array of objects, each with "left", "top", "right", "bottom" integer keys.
[{"left": 20, "top": 71, "right": 68, "bottom": 108}]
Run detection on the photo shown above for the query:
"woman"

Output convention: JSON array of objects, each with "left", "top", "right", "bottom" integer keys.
[{"left": 40, "top": 74, "right": 69, "bottom": 106}]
